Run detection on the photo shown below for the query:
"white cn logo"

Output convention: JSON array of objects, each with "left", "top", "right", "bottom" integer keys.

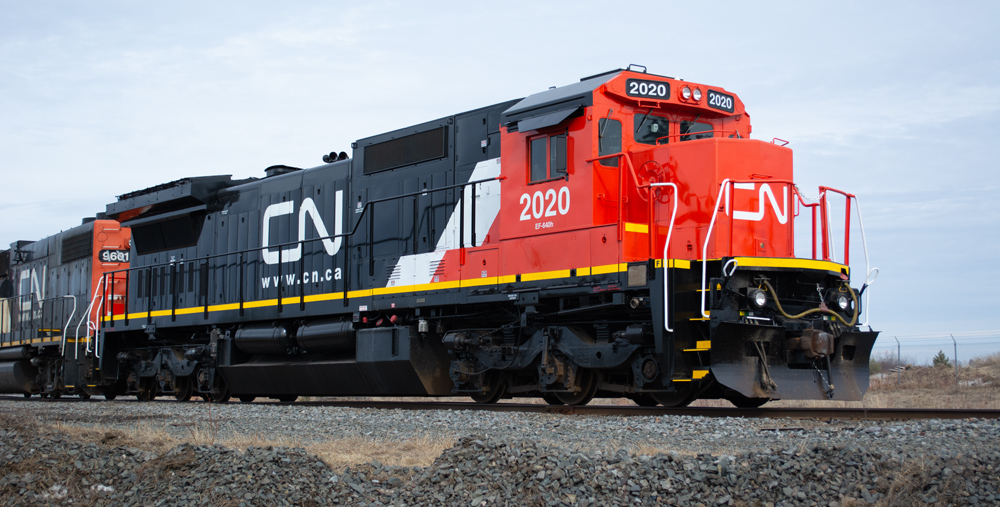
[
  {"left": 726, "top": 182, "right": 788, "bottom": 224},
  {"left": 262, "top": 191, "right": 343, "bottom": 265}
]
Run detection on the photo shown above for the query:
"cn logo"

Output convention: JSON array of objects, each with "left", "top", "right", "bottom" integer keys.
[
  {"left": 262, "top": 191, "right": 343, "bottom": 265},
  {"left": 18, "top": 268, "right": 45, "bottom": 311},
  {"left": 726, "top": 183, "right": 788, "bottom": 224}
]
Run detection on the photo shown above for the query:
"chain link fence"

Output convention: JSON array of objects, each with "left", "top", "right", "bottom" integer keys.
[{"left": 869, "top": 330, "right": 1000, "bottom": 383}]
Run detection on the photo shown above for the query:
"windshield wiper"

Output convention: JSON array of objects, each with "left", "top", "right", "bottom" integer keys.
[
  {"left": 635, "top": 108, "right": 654, "bottom": 135},
  {"left": 599, "top": 109, "right": 613, "bottom": 137}
]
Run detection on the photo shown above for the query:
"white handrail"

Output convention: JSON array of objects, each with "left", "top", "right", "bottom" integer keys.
[
  {"left": 75, "top": 288, "right": 103, "bottom": 359},
  {"left": 852, "top": 196, "right": 877, "bottom": 327},
  {"left": 58, "top": 295, "right": 77, "bottom": 357},
  {"left": 649, "top": 182, "right": 679, "bottom": 332},
  {"left": 701, "top": 179, "right": 731, "bottom": 318},
  {"left": 823, "top": 191, "right": 838, "bottom": 264}
]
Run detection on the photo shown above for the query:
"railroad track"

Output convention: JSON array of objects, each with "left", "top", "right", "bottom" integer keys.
[{"left": 4, "top": 395, "right": 997, "bottom": 421}]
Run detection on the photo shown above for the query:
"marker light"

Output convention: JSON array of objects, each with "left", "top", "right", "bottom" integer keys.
[
  {"left": 682, "top": 86, "right": 691, "bottom": 99},
  {"left": 692, "top": 88, "right": 702, "bottom": 101}
]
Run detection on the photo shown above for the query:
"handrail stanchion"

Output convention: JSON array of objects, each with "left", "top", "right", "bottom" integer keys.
[
  {"left": 843, "top": 196, "right": 852, "bottom": 265},
  {"left": 202, "top": 258, "right": 209, "bottom": 319},
  {"left": 459, "top": 185, "right": 465, "bottom": 249},
  {"left": 239, "top": 253, "right": 245, "bottom": 317},
  {"left": 109, "top": 268, "right": 116, "bottom": 324},
  {"left": 123, "top": 269, "right": 130, "bottom": 326},
  {"left": 369, "top": 202, "right": 376, "bottom": 276},
  {"left": 60, "top": 295, "right": 76, "bottom": 358},
  {"left": 701, "top": 179, "right": 731, "bottom": 318},
  {"left": 649, "top": 183, "right": 678, "bottom": 332},
  {"left": 101, "top": 274, "right": 109, "bottom": 329},
  {"left": 471, "top": 182, "right": 477, "bottom": 248},
  {"left": 170, "top": 261, "right": 177, "bottom": 321},
  {"left": 147, "top": 266, "right": 153, "bottom": 325},
  {"left": 299, "top": 239, "right": 305, "bottom": 311},
  {"left": 277, "top": 246, "right": 283, "bottom": 313}
]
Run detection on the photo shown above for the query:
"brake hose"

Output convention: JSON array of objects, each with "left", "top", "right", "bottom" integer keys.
[{"left": 761, "top": 279, "right": 858, "bottom": 327}]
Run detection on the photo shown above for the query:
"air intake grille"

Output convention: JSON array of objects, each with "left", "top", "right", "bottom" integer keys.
[
  {"left": 364, "top": 127, "right": 447, "bottom": 175},
  {"left": 61, "top": 231, "right": 93, "bottom": 263}
]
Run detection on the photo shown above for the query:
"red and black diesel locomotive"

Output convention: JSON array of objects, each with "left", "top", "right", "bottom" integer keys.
[{"left": 0, "top": 67, "right": 878, "bottom": 406}]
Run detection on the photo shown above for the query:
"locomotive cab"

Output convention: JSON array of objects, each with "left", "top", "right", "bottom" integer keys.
[{"left": 496, "top": 68, "right": 877, "bottom": 405}]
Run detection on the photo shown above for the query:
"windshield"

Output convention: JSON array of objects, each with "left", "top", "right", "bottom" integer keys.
[
  {"left": 680, "top": 121, "right": 713, "bottom": 141},
  {"left": 634, "top": 114, "right": 670, "bottom": 145}
]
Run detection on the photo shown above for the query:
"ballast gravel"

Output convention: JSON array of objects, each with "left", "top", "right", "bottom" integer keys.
[{"left": 1, "top": 399, "right": 999, "bottom": 506}]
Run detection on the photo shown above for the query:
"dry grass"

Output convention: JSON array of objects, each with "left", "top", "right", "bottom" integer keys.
[
  {"left": 46, "top": 415, "right": 450, "bottom": 472},
  {"left": 309, "top": 435, "right": 452, "bottom": 470}
]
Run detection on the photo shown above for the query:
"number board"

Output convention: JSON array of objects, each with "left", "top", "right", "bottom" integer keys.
[
  {"left": 99, "top": 249, "right": 129, "bottom": 263},
  {"left": 706, "top": 89, "right": 735, "bottom": 113},
  {"left": 625, "top": 79, "right": 670, "bottom": 100}
]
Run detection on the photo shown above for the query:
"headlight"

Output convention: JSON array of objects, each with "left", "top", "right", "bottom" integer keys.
[
  {"left": 836, "top": 294, "right": 849, "bottom": 311},
  {"left": 692, "top": 88, "right": 702, "bottom": 101},
  {"left": 747, "top": 288, "right": 767, "bottom": 309},
  {"left": 682, "top": 86, "right": 691, "bottom": 99}
]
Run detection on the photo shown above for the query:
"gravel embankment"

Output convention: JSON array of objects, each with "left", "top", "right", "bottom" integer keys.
[{"left": 2, "top": 400, "right": 999, "bottom": 506}]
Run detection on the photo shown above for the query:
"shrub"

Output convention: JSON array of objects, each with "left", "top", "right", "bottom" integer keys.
[
  {"left": 869, "top": 360, "right": 882, "bottom": 375},
  {"left": 933, "top": 350, "right": 952, "bottom": 368}
]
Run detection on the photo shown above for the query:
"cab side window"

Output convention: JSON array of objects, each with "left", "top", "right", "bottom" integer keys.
[
  {"left": 598, "top": 118, "right": 621, "bottom": 167},
  {"left": 529, "top": 133, "right": 568, "bottom": 183}
]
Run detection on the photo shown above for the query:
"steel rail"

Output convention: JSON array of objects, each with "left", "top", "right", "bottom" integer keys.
[{"left": 3, "top": 396, "right": 997, "bottom": 421}]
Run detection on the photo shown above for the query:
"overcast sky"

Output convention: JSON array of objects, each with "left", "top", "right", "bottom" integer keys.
[{"left": 2, "top": 1, "right": 998, "bottom": 361}]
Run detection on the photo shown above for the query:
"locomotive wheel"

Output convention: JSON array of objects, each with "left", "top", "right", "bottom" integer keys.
[
  {"left": 103, "top": 393, "right": 117, "bottom": 401},
  {"left": 239, "top": 396, "right": 256, "bottom": 403},
  {"left": 541, "top": 393, "right": 564, "bottom": 405},
  {"left": 470, "top": 372, "right": 507, "bottom": 404},
  {"left": 173, "top": 378, "right": 193, "bottom": 402},
  {"left": 727, "top": 394, "right": 770, "bottom": 408},
  {"left": 210, "top": 384, "right": 231, "bottom": 403},
  {"left": 651, "top": 389, "right": 695, "bottom": 407},
  {"left": 78, "top": 391, "right": 91, "bottom": 400},
  {"left": 23, "top": 393, "right": 31, "bottom": 398},
  {"left": 277, "top": 395, "right": 298, "bottom": 403},
  {"left": 554, "top": 370, "right": 597, "bottom": 406},
  {"left": 137, "top": 379, "right": 157, "bottom": 402},
  {"left": 630, "top": 394, "right": 658, "bottom": 407},
  {"left": 50, "top": 392, "right": 62, "bottom": 400}
]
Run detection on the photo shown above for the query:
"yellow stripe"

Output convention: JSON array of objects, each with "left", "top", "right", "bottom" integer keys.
[
  {"left": 460, "top": 277, "right": 499, "bottom": 288},
  {"left": 591, "top": 263, "right": 627, "bottom": 275},
  {"left": 693, "top": 370, "right": 709, "bottom": 379},
  {"left": 98, "top": 260, "right": 639, "bottom": 322},
  {"left": 683, "top": 340, "right": 712, "bottom": 352},
  {"left": 304, "top": 292, "right": 343, "bottom": 303},
  {"left": 521, "top": 269, "right": 571, "bottom": 282},
  {"left": 732, "top": 257, "right": 848, "bottom": 275},
  {"left": 668, "top": 259, "right": 691, "bottom": 269},
  {"left": 624, "top": 222, "right": 648, "bottom": 234}
]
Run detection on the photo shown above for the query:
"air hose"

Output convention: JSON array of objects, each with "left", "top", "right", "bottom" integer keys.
[{"left": 761, "top": 279, "right": 858, "bottom": 327}]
